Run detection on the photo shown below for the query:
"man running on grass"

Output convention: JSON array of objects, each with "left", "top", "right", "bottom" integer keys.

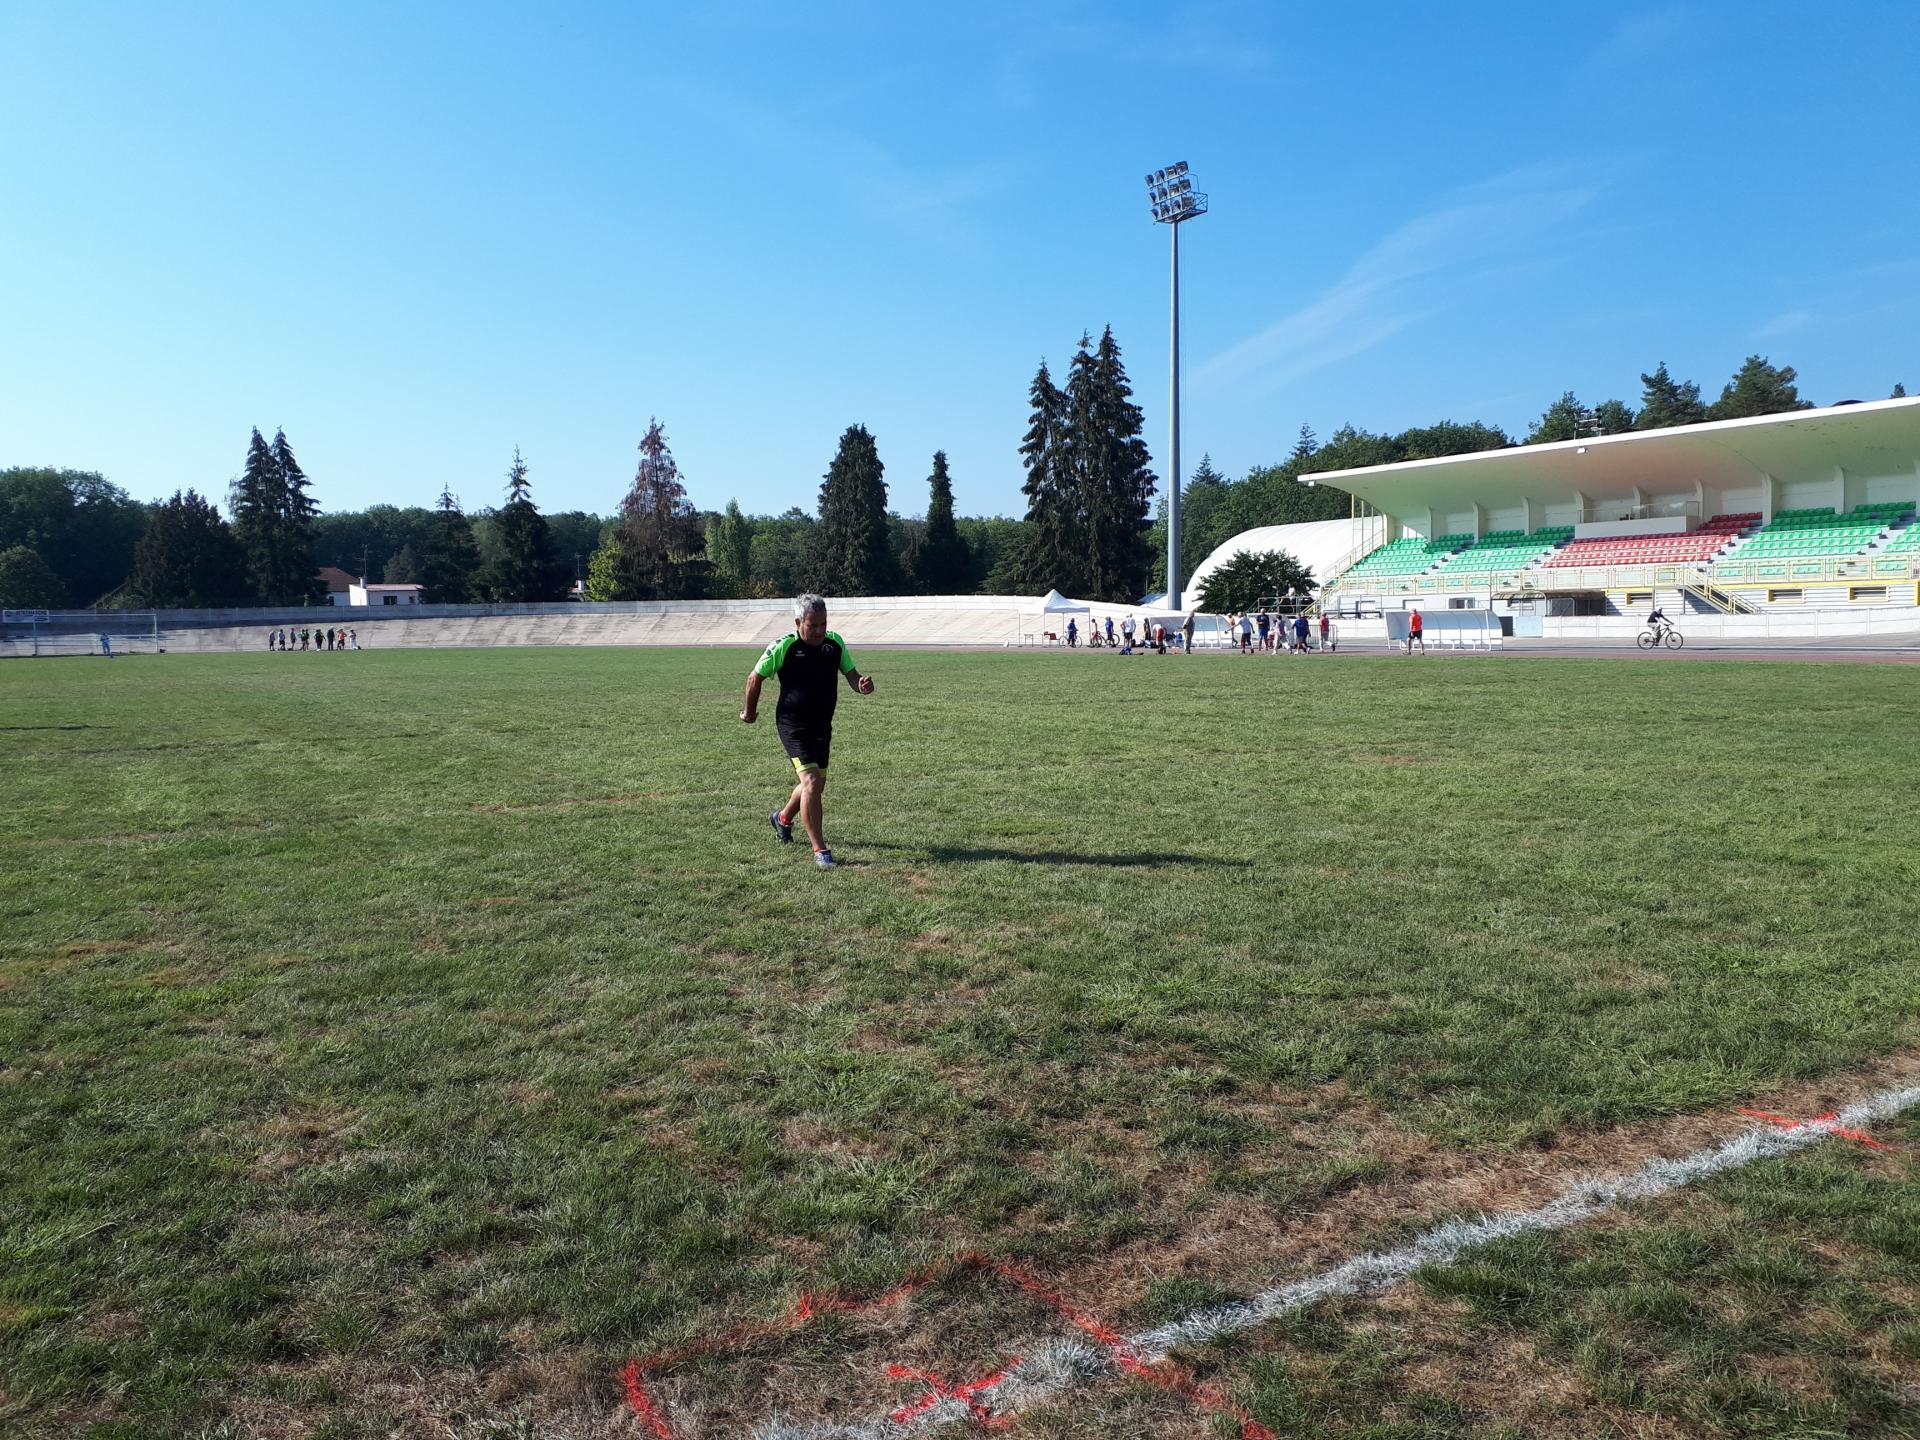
[{"left": 741, "top": 593, "right": 876, "bottom": 869}]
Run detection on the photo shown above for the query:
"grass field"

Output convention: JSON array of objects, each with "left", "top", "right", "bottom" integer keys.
[{"left": 3, "top": 647, "right": 1919, "bottom": 1439}]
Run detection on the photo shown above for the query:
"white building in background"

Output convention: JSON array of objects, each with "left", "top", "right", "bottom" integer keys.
[
  {"left": 317, "top": 566, "right": 357, "bottom": 605},
  {"left": 348, "top": 582, "right": 425, "bottom": 607}
]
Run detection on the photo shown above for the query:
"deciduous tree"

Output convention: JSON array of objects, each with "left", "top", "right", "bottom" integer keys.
[
  {"left": 0, "top": 467, "right": 146, "bottom": 605},
  {"left": 0, "top": 545, "right": 68, "bottom": 607},
  {"left": 1196, "top": 549, "right": 1315, "bottom": 614},
  {"left": 1525, "top": 392, "right": 1588, "bottom": 445},
  {"left": 1593, "top": 399, "right": 1637, "bottom": 434},
  {"left": 130, "top": 490, "right": 250, "bottom": 606},
  {"left": 705, "top": 499, "right": 755, "bottom": 596}
]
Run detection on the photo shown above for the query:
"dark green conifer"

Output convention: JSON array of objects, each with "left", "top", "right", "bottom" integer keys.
[{"left": 809, "top": 425, "right": 895, "bottom": 596}]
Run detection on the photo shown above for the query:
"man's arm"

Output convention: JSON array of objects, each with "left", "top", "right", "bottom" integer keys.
[
  {"left": 741, "top": 672, "right": 764, "bottom": 723},
  {"left": 846, "top": 668, "right": 875, "bottom": 695}
]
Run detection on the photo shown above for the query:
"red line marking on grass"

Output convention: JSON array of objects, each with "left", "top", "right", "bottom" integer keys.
[
  {"left": 621, "top": 1361, "right": 682, "bottom": 1440},
  {"left": 983, "top": 1260, "right": 1272, "bottom": 1439},
  {"left": 885, "top": 1360, "right": 1020, "bottom": 1426},
  {"left": 620, "top": 1250, "right": 1273, "bottom": 1438},
  {"left": 1738, "top": 1107, "right": 1886, "bottom": 1149}
]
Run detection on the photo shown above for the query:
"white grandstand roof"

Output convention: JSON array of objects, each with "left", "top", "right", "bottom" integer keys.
[
  {"left": 1186, "top": 515, "right": 1384, "bottom": 603},
  {"left": 1301, "top": 396, "right": 1920, "bottom": 524}
]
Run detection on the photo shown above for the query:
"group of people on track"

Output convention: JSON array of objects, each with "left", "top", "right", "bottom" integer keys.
[
  {"left": 1062, "top": 613, "right": 1192, "bottom": 654},
  {"left": 1225, "top": 610, "right": 1337, "bottom": 654},
  {"left": 267, "top": 626, "right": 358, "bottom": 652}
]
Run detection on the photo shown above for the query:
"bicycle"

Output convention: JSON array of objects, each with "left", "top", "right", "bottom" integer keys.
[{"left": 1636, "top": 622, "right": 1684, "bottom": 650}]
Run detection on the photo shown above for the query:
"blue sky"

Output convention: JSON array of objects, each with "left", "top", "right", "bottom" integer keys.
[{"left": 3, "top": 2, "right": 1916, "bottom": 520}]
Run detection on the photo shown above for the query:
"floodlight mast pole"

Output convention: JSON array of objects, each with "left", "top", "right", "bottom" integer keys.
[
  {"left": 1169, "top": 219, "right": 1182, "bottom": 611},
  {"left": 1146, "top": 162, "right": 1206, "bottom": 611}
]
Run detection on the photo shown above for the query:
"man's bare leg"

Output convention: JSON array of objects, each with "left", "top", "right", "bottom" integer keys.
[
  {"left": 778, "top": 778, "right": 806, "bottom": 829},
  {"left": 797, "top": 773, "right": 827, "bottom": 852}
]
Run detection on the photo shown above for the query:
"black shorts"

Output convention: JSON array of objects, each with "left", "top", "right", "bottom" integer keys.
[{"left": 777, "top": 717, "right": 831, "bottom": 774}]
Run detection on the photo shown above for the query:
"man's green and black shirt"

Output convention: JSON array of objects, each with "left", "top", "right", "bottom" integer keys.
[{"left": 754, "top": 630, "right": 856, "bottom": 767}]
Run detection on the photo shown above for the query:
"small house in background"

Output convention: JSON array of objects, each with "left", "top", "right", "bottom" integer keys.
[
  {"left": 317, "top": 567, "right": 358, "bottom": 606},
  {"left": 348, "top": 582, "right": 425, "bottom": 607}
]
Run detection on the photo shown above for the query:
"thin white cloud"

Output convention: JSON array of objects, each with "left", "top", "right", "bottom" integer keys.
[
  {"left": 1196, "top": 165, "right": 1607, "bottom": 394},
  {"left": 1756, "top": 309, "right": 1814, "bottom": 339},
  {"left": 993, "top": 4, "right": 1269, "bottom": 105},
  {"left": 674, "top": 82, "right": 1016, "bottom": 249},
  {"left": 1593, "top": 7, "right": 1694, "bottom": 67}
]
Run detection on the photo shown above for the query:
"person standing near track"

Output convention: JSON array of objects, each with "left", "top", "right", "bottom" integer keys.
[
  {"left": 741, "top": 594, "right": 876, "bottom": 870},
  {"left": 1407, "top": 607, "right": 1425, "bottom": 656}
]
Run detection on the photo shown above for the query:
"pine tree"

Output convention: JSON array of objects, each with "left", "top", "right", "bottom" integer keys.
[
  {"left": 1708, "top": 356, "right": 1813, "bottom": 420},
  {"left": 130, "top": 490, "right": 250, "bottom": 606},
  {"left": 1635, "top": 363, "right": 1708, "bottom": 429},
  {"left": 1170, "top": 453, "right": 1232, "bottom": 588},
  {"left": 1526, "top": 392, "right": 1589, "bottom": 444},
  {"left": 481, "top": 449, "right": 569, "bottom": 602},
  {"left": 908, "top": 451, "right": 971, "bottom": 594},
  {"left": 422, "top": 486, "right": 481, "bottom": 604},
  {"left": 1016, "top": 359, "right": 1081, "bottom": 593},
  {"left": 230, "top": 428, "right": 288, "bottom": 602},
  {"left": 596, "top": 420, "right": 709, "bottom": 600},
  {"left": 706, "top": 499, "right": 755, "bottom": 596},
  {"left": 1894, "top": 383, "right": 1909, "bottom": 399},
  {"left": 810, "top": 424, "right": 895, "bottom": 596},
  {"left": 1080, "top": 326, "right": 1156, "bottom": 602},
  {"left": 1288, "top": 425, "right": 1318, "bottom": 464},
  {"left": 269, "top": 429, "right": 323, "bottom": 603}
]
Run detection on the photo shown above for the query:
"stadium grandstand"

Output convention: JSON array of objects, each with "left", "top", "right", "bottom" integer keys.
[{"left": 1304, "top": 396, "right": 1920, "bottom": 626}]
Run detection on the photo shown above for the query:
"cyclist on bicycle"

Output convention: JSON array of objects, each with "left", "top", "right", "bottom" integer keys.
[{"left": 1647, "top": 605, "right": 1671, "bottom": 632}]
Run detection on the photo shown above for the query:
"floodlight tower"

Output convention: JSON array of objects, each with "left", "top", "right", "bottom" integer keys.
[{"left": 1145, "top": 161, "right": 1207, "bottom": 609}]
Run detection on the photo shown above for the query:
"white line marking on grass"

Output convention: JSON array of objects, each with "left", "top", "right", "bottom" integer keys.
[{"left": 746, "top": 1086, "right": 1920, "bottom": 1439}]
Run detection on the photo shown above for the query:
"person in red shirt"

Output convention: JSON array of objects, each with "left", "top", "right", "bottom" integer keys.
[{"left": 1407, "top": 607, "right": 1425, "bottom": 656}]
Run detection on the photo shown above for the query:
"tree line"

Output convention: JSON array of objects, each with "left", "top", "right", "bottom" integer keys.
[{"left": 0, "top": 352, "right": 1902, "bottom": 609}]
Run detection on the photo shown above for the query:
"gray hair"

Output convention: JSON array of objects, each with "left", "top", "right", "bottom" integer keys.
[{"left": 793, "top": 593, "right": 827, "bottom": 621}]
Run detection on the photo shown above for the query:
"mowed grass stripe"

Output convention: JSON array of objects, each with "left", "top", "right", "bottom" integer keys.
[{"left": 1, "top": 647, "right": 1917, "bottom": 1434}]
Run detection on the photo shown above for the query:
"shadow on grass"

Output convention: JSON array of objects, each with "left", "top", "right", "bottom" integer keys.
[{"left": 857, "top": 841, "right": 1252, "bottom": 869}]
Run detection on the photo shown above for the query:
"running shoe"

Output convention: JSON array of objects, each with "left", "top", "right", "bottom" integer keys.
[
  {"left": 769, "top": 811, "right": 794, "bottom": 844},
  {"left": 814, "top": 849, "right": 837, "bottom": 869}
]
